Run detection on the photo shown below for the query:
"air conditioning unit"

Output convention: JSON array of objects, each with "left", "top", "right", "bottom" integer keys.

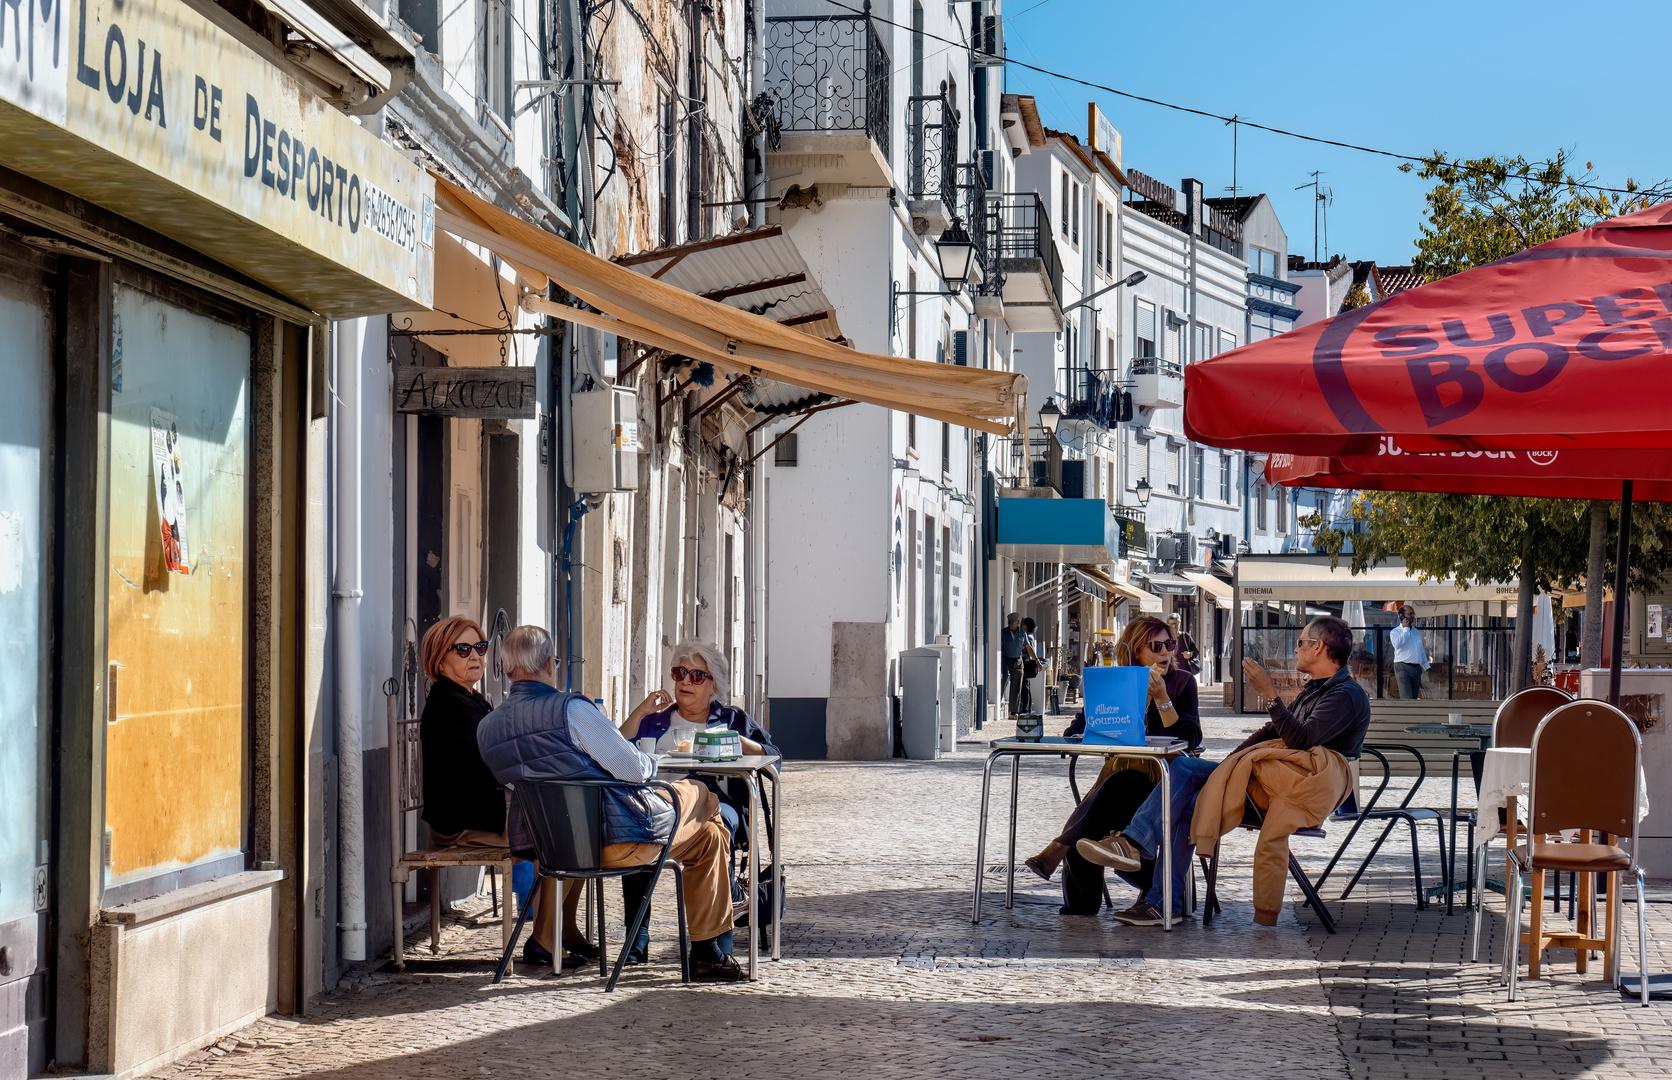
[
  {"left": 974, "top": 14, "right": 1003, "bottom": 66},
  {"left": 1154, "top": 534, "right": 1183, "bottom": 564},
  {"left": 571, "top": 387, "right": 641, "bottom": 492}
]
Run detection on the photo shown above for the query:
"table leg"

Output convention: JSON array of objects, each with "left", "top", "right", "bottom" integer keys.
[
  {"left": 1447, "top": 752, "right": 1461, "bottom": 915},
  {"left": 1160, "top": 756, "right": 1173, "bottom": 932},
  {"left": 1006, "top": 753, "right": 1021, "bottom": 911},
  {"left": 746, "top": 774, "right": 761, "bottom": 982},
  {"left": 972, "top": 751, "right": 1001, "bottom": 922},
  {"left": 767, "top": 765, "right": 782, "bottom": 961}
]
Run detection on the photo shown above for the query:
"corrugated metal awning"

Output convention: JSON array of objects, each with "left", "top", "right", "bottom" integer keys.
[
  {"left": 1142, "top": 573, "right": 1200, "bottom": 596},
  {"left": 432, "top": 177, "right": 1024, "bottom": 433}
]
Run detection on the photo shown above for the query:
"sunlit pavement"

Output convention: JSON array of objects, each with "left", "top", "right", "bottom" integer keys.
[{"left": 154, "top": 707, "right": 1672, "bottom": 1080}]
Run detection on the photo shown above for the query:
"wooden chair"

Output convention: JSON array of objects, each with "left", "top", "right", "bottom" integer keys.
[
  {"left": 386, "top": 638, "right": 516, "bottom": 970},
  {"left": 1504, "top": 701, "right": 1651, "bottom": 1005}
]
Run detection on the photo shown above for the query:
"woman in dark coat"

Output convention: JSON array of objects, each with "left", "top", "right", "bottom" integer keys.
[{"left": 1021, "top": 615, "right": 1200, "bottom": 915}]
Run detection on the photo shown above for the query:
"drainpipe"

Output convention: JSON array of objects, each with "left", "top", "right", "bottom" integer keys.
[
  {"left": 748, "top": 0, "right": 766, "bottom": 227},
  {"left": 333, "top": 318, "right": 367, "bottom": 962}
]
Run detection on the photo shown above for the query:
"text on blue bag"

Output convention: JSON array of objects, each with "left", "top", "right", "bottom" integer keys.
[{"left": 1081, "top": 666, "right": 1149, "bottom": 746}]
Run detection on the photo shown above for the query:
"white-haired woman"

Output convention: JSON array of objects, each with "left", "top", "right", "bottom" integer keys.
[{"left": 616, "top": 640, "right": 776, "bottom": 963}]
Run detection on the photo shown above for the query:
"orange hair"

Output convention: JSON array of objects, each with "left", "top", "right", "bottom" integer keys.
[{"left": 421, "top": 615, "right": 486, "bottom": 682}]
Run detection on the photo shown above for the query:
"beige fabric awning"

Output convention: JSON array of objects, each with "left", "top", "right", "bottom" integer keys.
[
  {"left": 1182, "top": 570, "right": 1233, "bottom": 603},
  {"left": 431, "top": 177, "right": 1025, "bottom": 434}
]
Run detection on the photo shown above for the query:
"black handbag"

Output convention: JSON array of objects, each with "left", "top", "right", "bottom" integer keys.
[{"left": 734, "top": 865, "right": 787, "bottom": 948}]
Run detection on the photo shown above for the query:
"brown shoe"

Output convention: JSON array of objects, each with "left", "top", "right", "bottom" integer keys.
[
  {"left": 690, "top": 955, "right": 746, "bottom": 982},
  {"left": 1077, "top": 833, "right": 1143, "bottom": 872},
  {"left": 1023, "top": 854, "right": 1057, "bottom": 882}
]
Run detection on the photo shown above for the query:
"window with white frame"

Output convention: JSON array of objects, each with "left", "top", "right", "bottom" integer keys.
[
  {"left": 1094, "top": 202, "right": 1105, "bottom": 272},
  {"left": 1219, "top": 451, "right": 1233, "bottom": 503},
  {"left": 1220, "top": 328, "right": 1238, "bottom": 354},
  {"left": 1060, "top": 172, "right": 1070, "bottom": 239},
  {"left": 1134, "top": 298, "right": 1156, "bottom": 358},
  {"left": 1128, "top": 438, "right": 1149, "bottom": 490},
  {"left": 1072, "top": 181, "right": 1081, "bottom": 247},
  {"left": 1103, "top": 207, "right": 1115, "bottom": 274},
  {"left": 1276, "top": 485, "right": 1288, "bottom": 534},
  {"left": 1192, "top": 447, "right": 1204, "bottom": 497},
  {"left": 1256, "top": 482, "right": 1268, "bottom": 531},
  {"left": 1166, "top": 446, "right": 1181, "bottom": 494}
]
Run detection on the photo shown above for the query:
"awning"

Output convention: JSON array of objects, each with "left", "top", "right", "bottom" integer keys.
[
  {"left": 996, "top": 497, "right": 1121, "bottom": 563},
  {"left": 615, "top": 227, "right": 840, "bottom": 416},
  {"left": 1235, "top": 554, "right": 1519, "bottom": 603},
  {"left": 1142, "top": 573, "right": 1201, "bottom": 597},
  {"left": 1106, "top": 578, "right": 1164, "bottom": 612},
  {"left": 1064, "top": 569, "right": 1108, "bottom": 604},
  {"left": 1182, "top": 570, "right": 1233, "bottom": 603},
  {"left": 431, "top": 177, "right": 1024, "bottom": 434}
]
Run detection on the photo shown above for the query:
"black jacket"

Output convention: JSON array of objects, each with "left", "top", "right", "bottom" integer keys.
[
  {"left": 419, "top": 676, "right": 506, "bottom": 836},
  {"left": 1236, "top": 666, "right": 1370, "bottom": 759}
]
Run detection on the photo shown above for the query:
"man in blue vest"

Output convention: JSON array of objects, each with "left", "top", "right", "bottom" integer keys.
[{"left": 478, "top": 625, "right": 743, "bottom": 981}]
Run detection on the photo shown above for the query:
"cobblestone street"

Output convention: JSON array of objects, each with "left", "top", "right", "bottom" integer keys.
[{"left": 157, "top": 710, "right": 1672, "bottom": 1080}]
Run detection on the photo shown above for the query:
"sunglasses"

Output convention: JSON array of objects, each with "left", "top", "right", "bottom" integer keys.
[
  {"left": 1296, "top": 637, "right": 1319, "bottom": 650},
  {"left": 447, "top": 641, "right": 491, "bottom": 658},
  {"left": 671, "top": 666, "right": 713, "bottom": 685},
  {"left": 1147, "top": 638, "right": 1178, "bottom": 652}
]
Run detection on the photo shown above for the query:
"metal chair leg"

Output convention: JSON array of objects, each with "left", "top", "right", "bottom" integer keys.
[
  {"left": 1505, "top": 859, "right": 1525, "bottom": 999},
  {"left": 1203, "top": 846, "right": 1220, "bottom": 928},
  {"left": 1289, "top": 852, "right": 1336, "bottom": 934},
  {"left": 1470, "top": 841, "right": 1488, "bottom": 963},
  {"left": 493, "top": 889, "right": 536, "bottom": 984},
  {"left": 1408, "top": 818, "right": 1427, "bottom": 910},
  {"left": 598, "top": 875, "right": 611, "bottom": 982},
  {"left": 1636, "top": 868, "right": 1650, "bottom": 1007},
  {"left": 672, "top": 863, "right": 691, "bottom": 984}
]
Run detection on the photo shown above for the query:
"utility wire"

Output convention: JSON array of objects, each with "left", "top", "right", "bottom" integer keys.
[{"left": 822, "top": 0, "right": 1659, "bottom": 199}]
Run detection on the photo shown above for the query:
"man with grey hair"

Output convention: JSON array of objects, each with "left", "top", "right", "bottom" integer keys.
[{"left": 477, "top": 625, "right": 744, "bottom": 981}]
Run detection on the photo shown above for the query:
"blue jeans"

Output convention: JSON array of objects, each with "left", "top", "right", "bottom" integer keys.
[{"left": 1123, "top": 756, "right": 1218, "bottom": 912}]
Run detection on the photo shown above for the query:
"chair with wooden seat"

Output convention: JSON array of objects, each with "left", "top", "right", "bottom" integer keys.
[
  {"left": 1469, "top": 685, "right": 1573, "bottom": 959},
  {"left": 1503, "top": 701, "right": 1650, "bottom": 1006}
]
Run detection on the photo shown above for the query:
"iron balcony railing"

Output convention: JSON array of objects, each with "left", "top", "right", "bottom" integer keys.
[
  {"left": 956, "top": 160, "right": 992, "bottom": 274},
  {"left": 907, "top": 85, "right": 958, "bottom": 205},
  {"left": 1065, "top": 367, "right": 1119, "bottom": 427},
  {"left": 1129, "top": 357, "right": 1183, "bottom": 378},
  {"left": 987, "top": 192, "right": 1062, "bottom": 303},
  {"left": 763, "top": 15, "right": 891, "bottom": 161}
]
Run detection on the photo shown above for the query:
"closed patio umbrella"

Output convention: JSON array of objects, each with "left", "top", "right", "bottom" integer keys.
[{"left": 1186, "top": 200, "right": 1672, "bottom": 702}]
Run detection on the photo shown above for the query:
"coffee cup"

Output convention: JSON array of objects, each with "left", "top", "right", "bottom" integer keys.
[
  {"left": 637, "top": 737, "right": 658, "bottom": 754},
  {"left": 1446, "top": 712, "right": 1464, "bottom": 726}
]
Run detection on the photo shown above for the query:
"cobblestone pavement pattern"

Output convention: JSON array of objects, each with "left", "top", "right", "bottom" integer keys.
[{"left": 156, "top": 707, "right": 1672, "bottom": 1079}]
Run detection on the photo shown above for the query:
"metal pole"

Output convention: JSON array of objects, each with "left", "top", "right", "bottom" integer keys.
[{"left": 1609, "top": 480, "right": 1633, "bottom": 705}]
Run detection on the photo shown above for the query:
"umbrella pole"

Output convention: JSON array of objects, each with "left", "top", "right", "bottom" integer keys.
[{"left": 1608, "top": 480, "right": 1633, "bottom": 706}]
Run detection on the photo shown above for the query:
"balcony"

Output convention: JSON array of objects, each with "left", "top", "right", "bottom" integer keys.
[
  {"left": 1129, "top": 357, "right": 1183, "bottom": 410},
  {"left": 988, "top": 193, "right": 1063, "bottom": 333},
  {"left": 906, "top": 86, "right": 959, "bottom": 235},
  {"left": 956, "top": 161, "right": 1005, "bottom": 320},
  {"left": 763, "top": 15, "right": 893, "bottom": 189},
  {"left": 1065, "top": 367, "right": 1118, "bottom": 428}
]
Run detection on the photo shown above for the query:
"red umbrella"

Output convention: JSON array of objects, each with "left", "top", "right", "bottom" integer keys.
[
  {"left": 1267, "top": 446, "right": 1672, "bottom": 501},
  {"left": 1184, "top": 201, "right": 1672, "bottom": 455},
  {"left": 1185, "top": 202, "right": 1672, "bottom": 702}
]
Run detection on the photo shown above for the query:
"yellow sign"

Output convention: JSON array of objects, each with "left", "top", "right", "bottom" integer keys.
[{"left": 0, "top": 0, "right": 433, "bottom": 316}]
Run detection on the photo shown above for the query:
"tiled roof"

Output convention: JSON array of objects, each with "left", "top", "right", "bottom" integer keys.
[{"left": 1372, "top": 265, "right": 1424, "bottom": 296}]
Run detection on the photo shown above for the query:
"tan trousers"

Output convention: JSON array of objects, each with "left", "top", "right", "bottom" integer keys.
[{"left": 602, "top": 779, "right": 735, "bottom": 942}]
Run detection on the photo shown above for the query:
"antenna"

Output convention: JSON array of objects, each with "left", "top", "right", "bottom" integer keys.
[
  {"left": 1294, "top": 170, "right": 1324, "bottom": 262},
  {"left": 1226, "top": 115, "right": 1239, "bottom": 201},
  {"left": 1320, "top": 187, "right": 1333, "bottom": 261}
]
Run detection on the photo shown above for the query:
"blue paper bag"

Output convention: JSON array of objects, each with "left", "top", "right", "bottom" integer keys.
[{"left": 1080, "top": 666, "right": 1149, "bottom": 746}]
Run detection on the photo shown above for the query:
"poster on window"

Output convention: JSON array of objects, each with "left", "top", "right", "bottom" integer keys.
[
  {"left": 150, "top": 408, "right": 191, "bottom": 575},
  {"left": 1648, "top": 604, "right": 1664, "bottom": 640}
]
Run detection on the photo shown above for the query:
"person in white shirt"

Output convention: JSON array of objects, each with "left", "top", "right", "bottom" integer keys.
[{"left": 1389, "top": 605, "right": 1428, "bottom": 699}]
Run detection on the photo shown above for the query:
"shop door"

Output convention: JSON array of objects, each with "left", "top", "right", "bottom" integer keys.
[
  {"left": 0, "top": 244, "right": 56, "bottom": 1075},
  {"left": 103, "top": 281, "right": 251, "bottom": 901}
]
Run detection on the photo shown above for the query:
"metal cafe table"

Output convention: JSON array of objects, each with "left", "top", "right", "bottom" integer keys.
[
  {"left": 1404, "top": 722, "right": 1493, "bottom": 912},
  {"left": 973, "top": 737, "right": 1190, "bottom": 929},
  {"left": 656, "top": 753, "right": 782, "bottom": 981}
]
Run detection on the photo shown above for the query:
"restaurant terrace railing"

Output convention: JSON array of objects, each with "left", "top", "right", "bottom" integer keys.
[
  {"left": 763, "top": 14, "right": 891, "bottom": 161},
  {"left": 1240, "top": 624, "right": 1519, "bottom": 712}
]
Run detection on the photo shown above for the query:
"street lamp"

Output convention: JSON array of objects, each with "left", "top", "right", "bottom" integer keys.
[
  {"left": 1038, "top": 398, "right": 1062, "bottom": 436},
  {"left": 934, "top": 218, "right": 982, "bottom": 287},
  {"left": 1060, "top": 268, "right": 1150, "bottom": 314},
  {"left": 1134, "top": 478, "right": 1152, "bottom": 506}
]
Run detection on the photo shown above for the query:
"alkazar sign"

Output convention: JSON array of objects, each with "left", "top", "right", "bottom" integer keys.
[
  {"left": 393, "top": 364, "right": 538, "bottom": 420},
  {"left": 0, "top": 0, "right": 434, "bottom": 317}
]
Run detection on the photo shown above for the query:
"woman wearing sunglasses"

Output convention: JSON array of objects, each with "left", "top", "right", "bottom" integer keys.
[
  {"left": 418, "top": 616, "right": 589, "bottom": 968},
  {"left": 615, "top": 639, "right": 777, "bottom": 962},
  {"left": 1021, "top": 615, "right": 1201, "bottom": 922}
]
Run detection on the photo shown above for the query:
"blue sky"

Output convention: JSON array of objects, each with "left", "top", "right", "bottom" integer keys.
[{"left": 999, "top": 0, "right": 1672, "bottom": 267}]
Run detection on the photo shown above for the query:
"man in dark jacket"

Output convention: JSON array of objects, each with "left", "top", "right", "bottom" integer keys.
[{"left": 477, "top": 625, "right": 743, "bottom": 982}]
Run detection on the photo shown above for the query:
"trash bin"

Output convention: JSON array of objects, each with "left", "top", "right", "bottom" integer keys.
[
  {"left": 928, "top": 634, "right": 958, "bottom": 752},
  {"left": 900, "top": 647, "right": 943, "bottom": 761}
]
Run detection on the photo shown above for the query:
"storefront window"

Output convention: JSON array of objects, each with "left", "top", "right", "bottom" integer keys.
[
  {"left": 104, "top": 283, "right": 250, "bottom": 890},
  {"left": 0, "top": 266, "right": 52, "bottom": 923}
]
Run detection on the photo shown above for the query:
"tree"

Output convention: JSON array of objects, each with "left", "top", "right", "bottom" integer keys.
[{"left": 1312, "top": 152, "right": 1671, "bottom": 686}]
